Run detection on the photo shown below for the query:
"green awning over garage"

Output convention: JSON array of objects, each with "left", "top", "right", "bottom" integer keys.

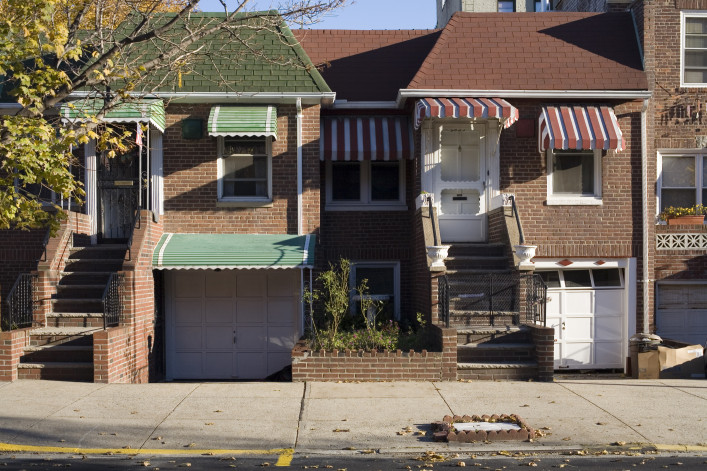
[
  {"left": 207, "top": 106, "right": 278, "bottom": 139},
  {"left": 152, "top": 233, "right": 315, "bottom": 270},
  {"left": 60, "top": 99, "right": 166, "bottom": 132}
]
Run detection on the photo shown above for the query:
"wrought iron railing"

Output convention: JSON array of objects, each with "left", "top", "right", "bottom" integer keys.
[
  {"left": 438, "top": 275, "right": 450, "bottom": 328},
  {"left": 126, "top": 209, "right": 141, "bottom": 261},
  {"left": 438, "top": 272, "right": 546, "bottom": 327},
  {"left": 102, "top": 273, "right": 124, "bottom": 329},
  {"left": 509, "top": 194, "right": 525, "bottom": 245},
  {"left": 3, "top": 273, "right": 37, "bottom": 331}
]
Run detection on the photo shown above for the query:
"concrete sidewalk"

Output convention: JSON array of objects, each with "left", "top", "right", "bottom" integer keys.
[{"left": 0, "top": 378, "right": 705, "bottom": 456}]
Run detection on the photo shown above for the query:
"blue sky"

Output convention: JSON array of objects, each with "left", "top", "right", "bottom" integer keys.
[{"left": 197, "top": 0, "right": 436, "bottom": 29}]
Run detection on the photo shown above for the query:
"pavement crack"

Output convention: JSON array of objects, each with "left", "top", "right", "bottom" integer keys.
[
  {"left": 138, "top": 382, "right": 200, "bottom": 451},
  {"left": 431, "top": 382, "right": 454, "bottom": 416},
  {"left": 294, "top": 381, "right": 308, "bottom": 449},
  {"left": 658, "top": 380, "right": 707, "bottom": 400},
  {"left": 556, "top": 382, "right": 651, "bottom": 443}
]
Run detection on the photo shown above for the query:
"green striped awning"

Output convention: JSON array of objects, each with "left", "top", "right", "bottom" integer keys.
[
  {"left": 60, "top": 99, "right": 166, "bottom": 132},
  {"left": 152, "top": 233, "right": 315, "bottom": 270},
  {"left": 207, "top": 106, "right": 277, "bottom": 139}
]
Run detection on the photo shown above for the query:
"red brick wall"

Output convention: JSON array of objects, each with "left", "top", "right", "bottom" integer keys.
[
  {"left": 161, "top": 104, "right": 321, "bottom": 235},
  {"left": 93, "top": 326, "right": 131, "bottom": 383},
  {"left": 291, "top": 324, "right": 457, "bottom": 381},
  {"left": 527, "top": 324, "right": 554, "bottom": 382},
  {"left": 0, "top": 328, "right": 31, "bottom": 381},
  {"left": 655, "top": 225, "right": 707, "bottom": 281}
]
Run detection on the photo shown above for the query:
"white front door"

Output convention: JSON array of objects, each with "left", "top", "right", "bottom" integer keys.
[
  {"left": 542, "top": 268, "right": 626, "bottom": 370},
  {"left": 165, "top": 269, "right": 300, "bottom": 380},
  {"left": 435, "top": 124, "right": 487, "bottom": 242}
]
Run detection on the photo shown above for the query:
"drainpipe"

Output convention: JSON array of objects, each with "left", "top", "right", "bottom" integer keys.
[
  {"left": 296, "top": 98, "right": 304, "bottom": 236},
  {"left": 641, "top": 98, "right": 650, "bottom": 334}
]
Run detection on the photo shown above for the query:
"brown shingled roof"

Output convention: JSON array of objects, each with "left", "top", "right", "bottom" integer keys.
[
  {"left": 408, "top": 12, "right": 647, "bottom": 91},
  {"left": 292, "top": 29, "right": 440, "bottom": 101}
]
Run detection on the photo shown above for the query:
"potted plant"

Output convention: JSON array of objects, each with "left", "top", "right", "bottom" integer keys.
[{"left": 659, "top": 204, "right": 706, "bottom": 225}]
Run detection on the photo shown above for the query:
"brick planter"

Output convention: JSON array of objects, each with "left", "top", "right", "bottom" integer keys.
[{"left": 432, "top": 414, "right": 535, "bottom": 443}]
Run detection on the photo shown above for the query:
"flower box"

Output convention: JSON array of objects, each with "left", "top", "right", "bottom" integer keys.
[{"left": 667, "top": 215, "right": 705, "bottom": 226}]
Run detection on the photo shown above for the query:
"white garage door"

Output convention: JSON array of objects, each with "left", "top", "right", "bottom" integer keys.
[
  {"left": 657, "top": 284, "right": 707, "bottom": 346},
  {"left": 166, "top": 269, "right": 300, "bottom": 380},
  {"left": 541, "top": 268, "right": 626, "bottom": 370}
]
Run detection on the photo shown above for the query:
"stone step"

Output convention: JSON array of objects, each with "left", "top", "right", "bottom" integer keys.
[
  {"left": 63, "top": 260, "right": 123, "bottom": 272},
  {"left": 456, "top": 361, "right": 539, "bottom": 381},
  {"left": 22, "top": 345, "right": 94, "bottom": 363},
  {"left": 455, "top": 326, "right": 530, "bottom": 344},
  {"left": 59, "top": 272, "right": 112, "bottom": 285},
  {"left": 448, "top": 243, "right": 506, "bottom": 258},
  {"left": 457, "top": 343, "right": 535, "bottom": 363},
  {"left": 45, "top": 313, "right": 105, "bottom": 329},
  {"left": 444, "top": 256, "right": 509, "bottom": 271},
  {"left": 68, "top": 245, "right": 127, "bottom": 260},
  {"left": 55, "top": 285, "right": 106, "bottom": 299},
  {"left": 51, "top": 298, "right": 103, "bottom": 313},
  {"left": 30, "top": 326, "right": 101, "bottom": 337},
  {"left": 17, "top": 362, "right": 93, "bottom": 382}
]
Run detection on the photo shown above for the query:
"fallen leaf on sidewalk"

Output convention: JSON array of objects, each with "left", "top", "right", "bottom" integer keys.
[
  {"left": 612, "top": 441, "right": 626, "bottom": 446},
  {"left": 562, "top": 437, "right": 571, "bottom": 441},
  {"left": 415, "top": 431, "right": 426, "bottom": 436},
  {"left": 139, "top": 461, "right": 150, "bottom": 467},
  {"left": 205, "top": 422, "right": 214, "bottom": 426},
  {"left": 214, "top": 410, "right": 222, "bottom": 413},
  {"left": 457, "top": 462, "right": 466, "bottom": 467},
  {"left": 596, "top": 422, "right": 606, "bottom": 426},
  {"left": 152, "top": 436, "right": 162, "bottom": 441},
  {"left": 332, "top": 428, "right": 349, "bottom": 433},
  {"left": 178, "top": 463, "right": 191, "bottom": 467},
  {"left": 185, "top": 443, "right": 196, "bottom": 448}
]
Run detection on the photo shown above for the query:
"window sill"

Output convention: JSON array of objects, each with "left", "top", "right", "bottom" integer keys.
[
  {"left": 325, "top": 203, "right": 408, "bottom": 212},
  {"left": 546, "top": 197, "right": 602, "bottom": 206},
  {"left": 216, "top": 200, "right": 273, "bottom": 208}
]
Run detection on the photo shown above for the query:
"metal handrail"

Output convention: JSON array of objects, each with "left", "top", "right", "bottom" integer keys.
[
  {"left": 509, "top": 195, "right": 525, "bottom": 245},
  {"left": 528, "top": 274, "right": 548, "bottom": 326},
  {"left": 438, "top": 275, "right": 450, "bottom": 328},
  {"left": 3, "top": 273, "right": 37, "bottom": 330},
  {"left": 102, "top": 273, "right": 124, "bottom": 329}
]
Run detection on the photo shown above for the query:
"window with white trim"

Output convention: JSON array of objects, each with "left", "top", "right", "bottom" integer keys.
[
  {"left": 350, "top": 262, "right": 400, "bottom": 321},
  {"left": 538, "top": 268, "right": 623, "bottom": 289},
  {"left": 659, "top": 154, "right": 707, "bottom": 211},
  {"left": 218, "top": 137, "right": 271, "bottom": 201},
  {"left": 546, "top": 149, "right": 602, "bottom": 205},
  {"left": 326, "top": 161, "right": 406, "bottom": 210},
  {"left": 682, "top": 12, "right": 707, "bottom": 87},
  {"left": 498, "top": 1, "right": 514, "bottom": 12}
]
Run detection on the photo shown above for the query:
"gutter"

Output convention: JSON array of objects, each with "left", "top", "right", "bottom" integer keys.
[
  {"left": 330, "top": 100, "right": 399, "bottom": 110},
  {"left": 397, "top": 89, "right": 652, "bottom": 106},
  {"left": 641, "top": 98, "right": 650, "bottom": 334},
  {"left": 68, "top": 91, "right": 337, "bottom": 106},
  {"left": 296, "top": 97, "right": 304, "bottom": 236},
  {"left": 0, "top": 103, "right": 21, "bottom": 115}
]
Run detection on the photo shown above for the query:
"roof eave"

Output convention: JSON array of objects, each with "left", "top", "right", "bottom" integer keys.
[
  {"left": 397, "top": 89, "right": 652, "bottom": 106},
  {"left": 68, "top": 91, "right": 336, "bottom": 106}
]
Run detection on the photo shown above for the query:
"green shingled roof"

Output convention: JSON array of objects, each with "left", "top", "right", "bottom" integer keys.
[
  {"left": 153, "top": 233, "right": 316, "bottom": 269},
  {"left": 60, "top": 99, "right": 166, "bottom": 132},
  {"left": 108, "top": 12, "right": 330, "bottom": 95}
]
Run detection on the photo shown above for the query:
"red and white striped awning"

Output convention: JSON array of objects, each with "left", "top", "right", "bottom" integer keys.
[
  {"left": 414, "top": 97, "right": 519, "bottom": 129},
  {"left": 539, "top": 106, "right": 625, "bottom": 152},
  {"left": 320, "top": 116, "right": 413, "bottom": 161}
]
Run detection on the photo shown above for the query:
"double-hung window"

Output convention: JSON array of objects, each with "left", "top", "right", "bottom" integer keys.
[
  {"left": 682, "top": 12, "right": 707, "bottom": 87},
  {"left": 546, "top": 149, "right": 602, "bottom": 205},
  {"left": 326, "top": 160, "right": 405, "bottom": 210},
  {"left": 218, "top": 137, "right": 271, "bottom": 201},
  {"left": 659, "top": 154, "right": 707, "bottom": 210}
]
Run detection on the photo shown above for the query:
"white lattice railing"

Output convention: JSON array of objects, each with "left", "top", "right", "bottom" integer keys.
[{"left": 656, "top": 233, "right": 707, "bottom": 250}]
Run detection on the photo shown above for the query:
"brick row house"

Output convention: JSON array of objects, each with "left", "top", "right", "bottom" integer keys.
[{"left": 2, "top": 8, "right": 657, "bottom": 382}]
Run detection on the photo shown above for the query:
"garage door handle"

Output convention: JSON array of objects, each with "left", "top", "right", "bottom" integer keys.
[{"left": 562, "top": 322, "right": 566, "bottom": 330}]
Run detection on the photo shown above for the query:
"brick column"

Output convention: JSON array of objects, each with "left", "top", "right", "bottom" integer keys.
[
  {"left": 0, "top": 328, "right": 31, "bottom": 382},
  {"left": 527, "top": 324, "right": 554, "bottom": 382}
]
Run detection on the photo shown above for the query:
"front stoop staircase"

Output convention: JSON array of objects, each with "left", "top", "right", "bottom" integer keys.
[
  {"left": 19, "top": 238, "right": 127, "bottom": 381},
  {"left": 444, "top": 243, "right": 538, "bottom": 381}
]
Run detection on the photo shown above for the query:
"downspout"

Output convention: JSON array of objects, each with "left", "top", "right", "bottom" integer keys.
[
  {"left": 296, "top": 98, "right": 304, "bottom": 236},
  {"left": 641, "top": 98, "right": 650, "bottom": 334}
]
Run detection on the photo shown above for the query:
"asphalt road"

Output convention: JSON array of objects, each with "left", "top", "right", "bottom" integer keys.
[{"left": 1, "top": 451, "right": 706, "bottom": 470}]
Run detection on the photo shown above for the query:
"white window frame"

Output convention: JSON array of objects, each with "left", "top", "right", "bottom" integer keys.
[
  {"left": 681, "top": 11, "right": 707, "bottom": 88},
  {"left": 325, "top": 160, "right": 407, "bottom": 211},
  {"left": 350, "top": 261, "right": 401, "bottom": 321},
  {"left": 217, "top": 136, "right": 272, "bottom": 203},
  {"left": 546, "top": 149, "right": 602, "bottom": 206},
  {"left": 537, "top": 268, "right": 625, "bottom": 290},
  {"left": 657, "top": 151, "right": 707, "bottom": 216}
]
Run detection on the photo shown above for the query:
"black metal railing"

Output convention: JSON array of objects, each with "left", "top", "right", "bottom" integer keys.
[
  {"left": 438, "top": 272, "right": 547, "bottom": 327},
  {"left": 526, "top": 274, "right": 547, "bottom": 326},
  {"left": 102, "top": 273, "right": 124, "bottom": 329},
  {"left": 126, "top": 209, "right": 141, "bottom": 261},
  {"left": 3, "top": 273, "right": 37, "bottom": 331},
  {"left": 509, "top": 194, "right": 525, "bottom": 245},
  {"left": 438, "top": 275, "right": 450, "bottom": 327}
]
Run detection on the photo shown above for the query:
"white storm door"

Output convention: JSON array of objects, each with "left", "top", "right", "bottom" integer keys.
[{"left": 436, "top": 124, "right": 487, "bottom": 243}]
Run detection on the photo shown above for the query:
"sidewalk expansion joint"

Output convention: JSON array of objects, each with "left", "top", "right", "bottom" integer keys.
[
  {"left": 431, "top": 381, "right": 454, "bottom": 416},
  {"left": 137, "top": 382, "right": 200, "bottom": 451},
  {"left": 294, "top": 382, "right": 308, "bottom": 449}
]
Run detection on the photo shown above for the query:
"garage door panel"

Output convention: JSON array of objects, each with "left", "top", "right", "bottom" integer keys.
[
  {"left": 268, "top": 271, "right": 296, "bottom": 296},
  {"left": 595, "top": 341, "right": 623, "bottom": 367},
  {"left": 563, "top": 342, "right": 592, "bottom": 366},
  {"left": 595, "top": 290, "right": 623, "bottom": 316},
  {"left": 237, "top": 352, "right": 266, "bottom": 379},
  {"left": 268, "top": 352, "right": 292, "bottom": 376},
  {"left": 175, "top": 299, "right": 202, "bottom": 324},
  {"left": 205, "top": 271, "right": 235, "bottom": 298},
  {"left": 175, "top": 326, "right": 202, "bottom": 350},
  {"left": 204, "top": 299, "right": 233, "bottom": 324},
  {"left": 237, "top": 325, "right": 266, "bottom": 350},
  {"left": 658, "top": 310, "right": 687, "bottom": 330},
  {"left": 237, "top": 273, "right": 266, "bottom": 297},
  {"left": 268, "top": 299, "right": 295, "bottom": 323},
  {"left": 174, "top": 272, "right": 203, "bottom": 298},
  {"left": 205, "top": 352, "right": 233, "bottom": 378},
  {"left": 564, "top": 291, "right": 593, "bottom": 314},
  {"left": 174, "top": 352, "right": 202, "bottom": 377},
  {"left": 564, "top": 317, "right": 592, "bottom": 340},
  {"left": 268, "top": 326, "right": 297, "bottom": 351},
  {"left": 595, "top": 316, "right": 623, "bottom": 341},
  {"left": 237, "top": 299, "right": 265, "bottom": 323},
  {"left": 546, "top": 294, "right": 561, "bottom": 315},
  {"left": 205, "top": 326, "right": 233, "bottom": 350},
  {"left": 657, "top": 284, "right": 707, "bottom": 345}
]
